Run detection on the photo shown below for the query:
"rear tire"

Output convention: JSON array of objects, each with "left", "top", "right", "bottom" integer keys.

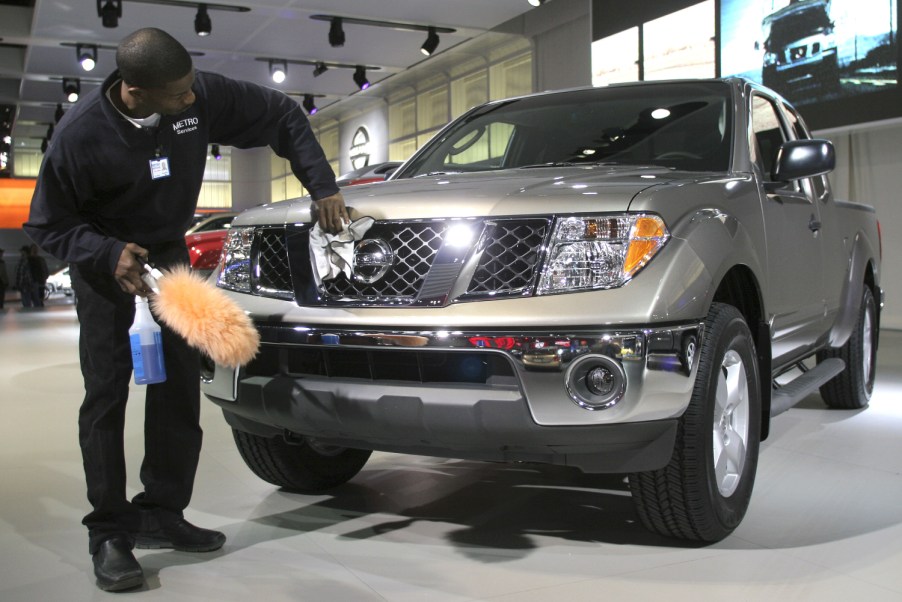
[
  {"left": 233, "top": 429, "right": 371, "bottom": 492},
  {"left": 817, "top": 286, "right": 877, "bottom": 409},
  {"left": 629, "top": 303, "right": 761, "bottom": 542}
]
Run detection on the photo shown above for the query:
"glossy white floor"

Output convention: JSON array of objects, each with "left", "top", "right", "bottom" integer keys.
[{"left": 2, "top": 298, "right": 902, "bottom": 601}]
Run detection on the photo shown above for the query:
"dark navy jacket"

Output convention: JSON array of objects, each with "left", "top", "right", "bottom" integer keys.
[{"left": 24, "top": 70, "right": 339, "bottom": 273}]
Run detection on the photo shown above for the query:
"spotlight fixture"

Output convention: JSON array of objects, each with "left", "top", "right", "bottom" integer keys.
[
  {"left": 97, "top": 0, "right": 122, "bottom": 28},
  {"left": 302, "top": 94, "right": 317, "bottom": 115},
  {"left": 77, "top": 44, "right": 98, "bottom": 71},
  {"left": 210, "top": 144, "right": 221, "bottom": 159},
  {"left": 313, "top": 61, "right": 328, "bottom": 77},
  {"left": 421, "top": 27, "right": 439, "bottom": 56},
  {"left": 527, "top": 0, "right": 546, "bottom": 5},
  {"left": 269, "top": 60, "right": 287, "bottom": 84},
  {"left": 195, "top": 4, "right": 212, "bottom": 36},
  {"left": 352, "top": 66, "right": 369, "bottom": 90},
  {"left": 329, "top": 17, "right": 345, "bottom": 47},
  {"left": 63, "top": 78, "right": 81, "bottom": 103}
]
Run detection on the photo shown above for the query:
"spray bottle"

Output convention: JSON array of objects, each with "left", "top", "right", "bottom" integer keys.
[{"left": 129, "top": 295, "right": 167, "bottom": 385}]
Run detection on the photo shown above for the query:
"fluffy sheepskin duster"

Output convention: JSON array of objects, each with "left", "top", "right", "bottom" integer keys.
[{"left": 150, "top": 265, "right": 259, "bottom": 368}]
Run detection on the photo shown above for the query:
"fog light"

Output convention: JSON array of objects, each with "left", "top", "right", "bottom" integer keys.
[
  {"left": 565, "top": 354, "right": 626, "bottom": 410},
  {"left": 586, "top": 366, "right": 615, "bottom": 396}
]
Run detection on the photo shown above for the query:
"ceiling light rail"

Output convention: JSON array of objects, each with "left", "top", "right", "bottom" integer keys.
[
  {"left": 97, "top": 0, "right": 250, "bottom": 35},
  {"left": 255, "top": 57, "right": 382, "bottom": 87},
  {"left": 309, "top": 14, "right": 455, "bottom": 56}
]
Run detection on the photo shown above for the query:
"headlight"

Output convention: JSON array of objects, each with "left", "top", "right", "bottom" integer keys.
[
  {"left": 217, "top": 226, "right": 254, "bottom": 292},
  {"left": 537, "top": 214, "right": 669, "bottom": 294}
]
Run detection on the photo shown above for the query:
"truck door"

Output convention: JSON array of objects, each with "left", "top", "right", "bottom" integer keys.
[
  {"left": 751, "top": 93, "right": 825, "bottom": 365},
  {"left": 781, "top": 102, "right": 844, "bottom": 325}
]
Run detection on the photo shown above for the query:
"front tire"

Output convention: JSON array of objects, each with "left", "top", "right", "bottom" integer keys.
[
  {"left": 629, "top": 303, "right": 761, "bottom": 542},
  {"left": 817, "top": 286, "right": 877, "bottom": 409},
  {"left": 233, "top": 429, "right": 371, "bottom": 493}
]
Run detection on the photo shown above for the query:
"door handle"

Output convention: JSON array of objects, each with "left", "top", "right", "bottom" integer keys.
[{"left": 808, "top": 215, "right": 821, "bottom": 233}]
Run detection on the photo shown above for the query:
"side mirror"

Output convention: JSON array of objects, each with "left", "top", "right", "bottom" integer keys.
[{"left": 772, "top": 139, "right": 835, "bottom": 182}]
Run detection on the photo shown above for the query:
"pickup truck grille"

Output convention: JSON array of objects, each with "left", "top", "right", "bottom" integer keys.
[
  {"left": 322, "top": 222, "right": 442, "bottom": 301},
  {"left": 252, "top": 218, "right": 550, "bottom": 306},
  {"left": 468, "top": 221, "right": 548, "bottom": 296}
]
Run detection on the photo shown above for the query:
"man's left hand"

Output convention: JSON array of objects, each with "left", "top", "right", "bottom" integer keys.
[{"left": 313, "top": 192, "right": 349, "bottom": 234}]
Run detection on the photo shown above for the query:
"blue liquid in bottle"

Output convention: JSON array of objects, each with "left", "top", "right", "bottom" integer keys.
[{"left": 129, "top": 296, "right": 167, "bottom": 385}]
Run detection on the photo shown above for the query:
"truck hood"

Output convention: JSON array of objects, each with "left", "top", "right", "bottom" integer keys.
[{"left": 234, "top": 165, "right": 715, "bottom": 226}]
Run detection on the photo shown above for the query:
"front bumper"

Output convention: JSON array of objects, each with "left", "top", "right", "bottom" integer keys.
[{"left": 202, "top": 322, "right": 702, "bottom": 473}]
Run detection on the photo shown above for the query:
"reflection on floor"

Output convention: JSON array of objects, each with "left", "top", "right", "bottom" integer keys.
[{"left": 2, "top": 300, "right": 902, "bottom": 601}]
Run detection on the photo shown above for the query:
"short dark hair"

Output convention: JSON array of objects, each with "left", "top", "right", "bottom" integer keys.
[{"left": 116, "top": 28, "right": 192, "bottom": 88}]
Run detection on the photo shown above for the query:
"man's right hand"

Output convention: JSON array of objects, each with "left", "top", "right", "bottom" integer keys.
[{"left": 114, "top": 242, "right": 153, "bottom": 296}]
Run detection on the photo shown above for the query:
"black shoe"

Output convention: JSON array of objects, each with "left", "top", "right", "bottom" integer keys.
[
  {"left": 135, "top": 517, "right": 225, "bottom": 552},
  {"left": 92, "top": 535, "right": 144, "bottom": 592}
]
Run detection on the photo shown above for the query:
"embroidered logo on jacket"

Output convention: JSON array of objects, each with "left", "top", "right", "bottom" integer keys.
[{"left": 172, "top": 117, "right": 199, "bottom": 135}]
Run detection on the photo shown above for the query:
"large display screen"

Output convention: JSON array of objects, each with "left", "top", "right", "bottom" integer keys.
[
  {"left": 721, "top": 0, "right": 898, "bottom": 128},
  {"left": 590, "top": 0, "right": 900, "bottom": 130}
]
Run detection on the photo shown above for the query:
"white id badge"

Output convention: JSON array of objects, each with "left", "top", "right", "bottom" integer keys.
[{"left": 149, "top": 157, "right": 171, "bottom": 179}]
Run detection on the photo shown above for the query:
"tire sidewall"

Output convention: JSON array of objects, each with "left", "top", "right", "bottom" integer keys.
[
  {"left": 856, "top": 287, "right": 877, "bottom": 401},
  {"left": 690, "top": 307, "right": 761, "bottom": 536}
]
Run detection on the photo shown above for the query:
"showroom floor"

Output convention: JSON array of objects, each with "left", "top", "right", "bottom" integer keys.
[{"left": 2, "top": 298, "right": 902, "bottom": 601}]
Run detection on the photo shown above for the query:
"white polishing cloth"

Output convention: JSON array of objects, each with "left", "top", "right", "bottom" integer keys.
[{"left": 309, "top": 216, "right": 375, "bottom": 280}]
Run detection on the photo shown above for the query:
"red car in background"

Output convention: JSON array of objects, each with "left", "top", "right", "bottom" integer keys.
[{"left": 186, "top": 228, "right": 229, "bottom": 278}]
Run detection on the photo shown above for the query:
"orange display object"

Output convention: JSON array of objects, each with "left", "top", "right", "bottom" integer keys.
[{"left": 0, "top": 179, "right": 36, "bottom": 229}]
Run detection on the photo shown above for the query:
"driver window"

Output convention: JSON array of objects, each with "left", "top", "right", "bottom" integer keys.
[{"left": 750, "top": 95, "right": 787, "bottom": 183}]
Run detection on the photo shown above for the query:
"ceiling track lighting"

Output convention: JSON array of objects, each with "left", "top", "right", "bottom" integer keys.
[
  {"left": 353, "top": 66, "right": 369, "bottom": 91},
  {"left": 77, "top": 44, "right": 98, "bottom": 72},
  {"left": 194, "top": 4, "right": 212, "bottom": 36},
  {"left": 420, "top": 27, "right": 439, "bottom": 56},
  {"left": 311, "top": 15, "right": 454, "bottom": 56},
  {"left": 98, "top": 0, "right": 250, "bottom": 32},
  {"left": 269, "top": 60, "right": 287, "bottom": 84},
  {"left": 256, "top": 57, "right": 382, "bottom": 91},
  {"left": 527, "top": 0, "right": 547, "bottom": 5},
  {"left": 97, "top": 0, "right": 122, "bottom": 28},
  {"left": 62, "top": 78, "right": 81, "bottom": 103},
  {"left": 302, "top": 94, "right": 318, "bottom": 115},
  {"left": 328, "top": 17, "right": 345, "bottom": 47}
]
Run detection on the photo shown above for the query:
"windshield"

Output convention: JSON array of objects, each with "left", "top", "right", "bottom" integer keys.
[{"left": 396, "top": 81, "right": 733, "bottom": 178}]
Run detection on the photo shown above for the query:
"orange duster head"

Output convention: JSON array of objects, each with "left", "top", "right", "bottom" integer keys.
[{"left": 149, "top": 265, "right": 259, "bottom": 368}]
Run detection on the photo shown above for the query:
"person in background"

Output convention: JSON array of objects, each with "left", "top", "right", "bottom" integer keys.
[
  {"left": 23, "top": 27, "right": 346, "bottom": 592},
  {"left": 15, "top": 245, "right": 37, "bottom": 308},
  {"left": 0, "top": 248, "right": 8, "bottom": 310}
]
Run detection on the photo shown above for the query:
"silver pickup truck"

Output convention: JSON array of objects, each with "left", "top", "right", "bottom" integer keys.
[{"left": 202, "top": 78, "right": 882, "bottom": 543}]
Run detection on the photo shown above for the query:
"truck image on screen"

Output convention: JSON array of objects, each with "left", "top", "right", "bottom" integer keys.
[{"left": 762, "top": 0, "right": 839, "bottom": 94}]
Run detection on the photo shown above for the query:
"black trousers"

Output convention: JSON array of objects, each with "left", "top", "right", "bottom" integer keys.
[{"left": 70, "top": 242, "right": 202, "bottom": 554}]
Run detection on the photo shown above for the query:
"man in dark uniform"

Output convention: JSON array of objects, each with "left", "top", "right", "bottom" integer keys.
[{"left": 24, "top": 27, "right": 346, "bottom": 592}]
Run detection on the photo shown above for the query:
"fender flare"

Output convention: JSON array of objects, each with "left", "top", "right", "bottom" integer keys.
[{"left": 827, "top": 232, "right": 877, "bottom": 348}]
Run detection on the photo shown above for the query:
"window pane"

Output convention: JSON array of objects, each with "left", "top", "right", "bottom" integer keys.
[
  {"left": 592, "top": 28, "right": 639, "bottom": 86},
  {"left": 644, "top": 1, "right": 715, "bottom": 81}
]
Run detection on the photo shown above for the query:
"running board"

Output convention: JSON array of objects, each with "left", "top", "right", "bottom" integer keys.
[{"left": 770, "top": 358, "right": 846, "bottom": 417}]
